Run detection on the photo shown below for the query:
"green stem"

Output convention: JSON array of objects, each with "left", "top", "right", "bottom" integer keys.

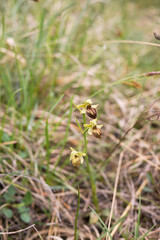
[
  {"left": 83, "top": 114, "right": 99, "bottom": 212},
  {"left": 74, "top": 186, "right": 80, "bottom": 240}
]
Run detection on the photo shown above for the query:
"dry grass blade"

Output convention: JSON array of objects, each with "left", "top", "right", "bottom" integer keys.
[
  {"left": 106, "top": 152, "right": 124, "bottom": 240},
  {"left": 0, "top": 47, "right": 26, "bottom": 65},
  {"left": 47, "top": 237, "right": 63, "bottom": 240},
  {"left": 110, "top": 178, "right": 148, "bottom": 238},
  {"left": 0, "top": 141, "right": 17, "bottom": 146}
]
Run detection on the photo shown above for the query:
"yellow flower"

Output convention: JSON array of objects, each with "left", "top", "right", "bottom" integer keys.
[
  {"left": 84, "top": 119, "right": 103, "bottom": 138},
  {"left": 70, "top": 147, "right": 86, "bottom": 166},
  {"left": 77, "top": 99, "right": 98, "bottom": 116}
]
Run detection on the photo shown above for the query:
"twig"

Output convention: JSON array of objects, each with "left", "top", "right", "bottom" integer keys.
[
  {"left": 0, "top": 224, "right": 35, "bottom": 235},
  {"left": 32, "top": 225, "right": 44, "bottom": 240}
]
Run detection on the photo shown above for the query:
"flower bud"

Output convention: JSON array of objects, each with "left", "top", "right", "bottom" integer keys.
[
  {"left": 92, "top": 126, "right": 102, "bottom": 138},
  {"left": 86, "top": 105, "right": 97, "bottom": 119}
]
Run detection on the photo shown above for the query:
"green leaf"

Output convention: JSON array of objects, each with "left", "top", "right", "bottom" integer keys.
[
  {"left": 23, "top": 191, "right": 32, "bottom": 205},
  {"left": 8, "top": 185, "right": 16, "bottom": 196},
  {"left": 3, "top": 185, "right": 15, "bottom": 202},
  {"left": 18, "top": 206, "right": 29, "bottom": 214},
  {"left": 2, "top": 208, "right": 13, "bottom": 218},
  {"left": 20, "top": 212, "right": 31, "bottom": 223},
  {"left": 19, "top": 151, "right": 28, "bottom": 158},
  {"left": 2, "top": 132, "right": 11, "bottom": 142}
]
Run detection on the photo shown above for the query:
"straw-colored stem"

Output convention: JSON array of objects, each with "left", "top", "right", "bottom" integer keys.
[{"left": 106, "top": 152, "right": 124, "bottom": 240}]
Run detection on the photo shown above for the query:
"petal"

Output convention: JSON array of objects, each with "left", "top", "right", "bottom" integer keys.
[
  {"left": 90, "top": 119, "right": 97, "bottom": 126},
  {"left": 88, "top": 128, "right": 93, "bottom": 135},
  {"left": 79, "top": 156, "right": 84, "bottom": 164},
  {"left": 97, "top": 124, "right": 103, "bottom": 129},
  {"left": 86, "top": 99, "right": 92, "bottom": 104},
  {"left": 78, "top": 152, "right": 86, "bottom": 157},
  {"left": 80, "top": 108, "right": 86, "bottom": 114},
  {"left": 91, "top": 104, "right": 98, "bottom": 108}
]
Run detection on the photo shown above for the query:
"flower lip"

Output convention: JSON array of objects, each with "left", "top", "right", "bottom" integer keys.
[
  {"left": 92, "top": 127, "right": 102, "bottom": 138},
  {"left": 86, "top": 105, "right": 97, "bottom": 119}
]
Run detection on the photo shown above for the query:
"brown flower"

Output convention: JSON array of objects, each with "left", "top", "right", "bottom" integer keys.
[
  {"left": 84, "top": 119, "right": 103, "bottom": 138},
  {"left": 92, "top": 126, "right": 102, "bottom": 138},
  {"left": 77, "top": 99, "right": 98, "bottom": 116},
  {"left": 86, "top": 105, "right": 97, "bottom": 119}
]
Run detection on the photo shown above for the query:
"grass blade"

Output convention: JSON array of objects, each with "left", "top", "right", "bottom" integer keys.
[
  {"left": 89, "top": 206, "right": 113, "bottom": 240},
  {"left": 135, "top": 196, "right": 141, "bottom": 238},
  {"left": 54, "top": 96, "right": 73, "bottom": 168},
  {"left": 45, "top": 94, "right": 64, "bottom": 172},
  {"left": 139, "top": 224, "right": 156, "bottom": 240}
]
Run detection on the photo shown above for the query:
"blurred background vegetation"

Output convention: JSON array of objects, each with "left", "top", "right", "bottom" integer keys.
[{"left": 1, "top": 0, "right": 160, "bottom": 111}]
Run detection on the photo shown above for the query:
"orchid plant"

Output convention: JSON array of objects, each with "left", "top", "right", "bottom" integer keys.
[{"left": 69, "top": 98, "right": 102, "bottom": 211}]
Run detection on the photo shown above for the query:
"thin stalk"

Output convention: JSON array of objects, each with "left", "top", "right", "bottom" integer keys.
[
  {"left": 90, "top": 70, "right": 160, "bottom": 98},
  {"left": 54, "top": 97, "right": 73, "bottom": 169},
  {"left": 83, "top": 114, "right": 99, "bottom": 212},
  {"left": 74, "top": 186, "right": 80, "bottom": 240},
  {"left": 45, "top": 118, "right": 50, "bottom": 173}
]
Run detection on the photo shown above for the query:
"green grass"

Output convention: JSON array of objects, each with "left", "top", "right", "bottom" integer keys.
[
  {"left": 0, "top": 0, "right": 160, "bottom": 239},
  {"left": 135, "top": 196, "right": 141, "bottom": 238}
]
